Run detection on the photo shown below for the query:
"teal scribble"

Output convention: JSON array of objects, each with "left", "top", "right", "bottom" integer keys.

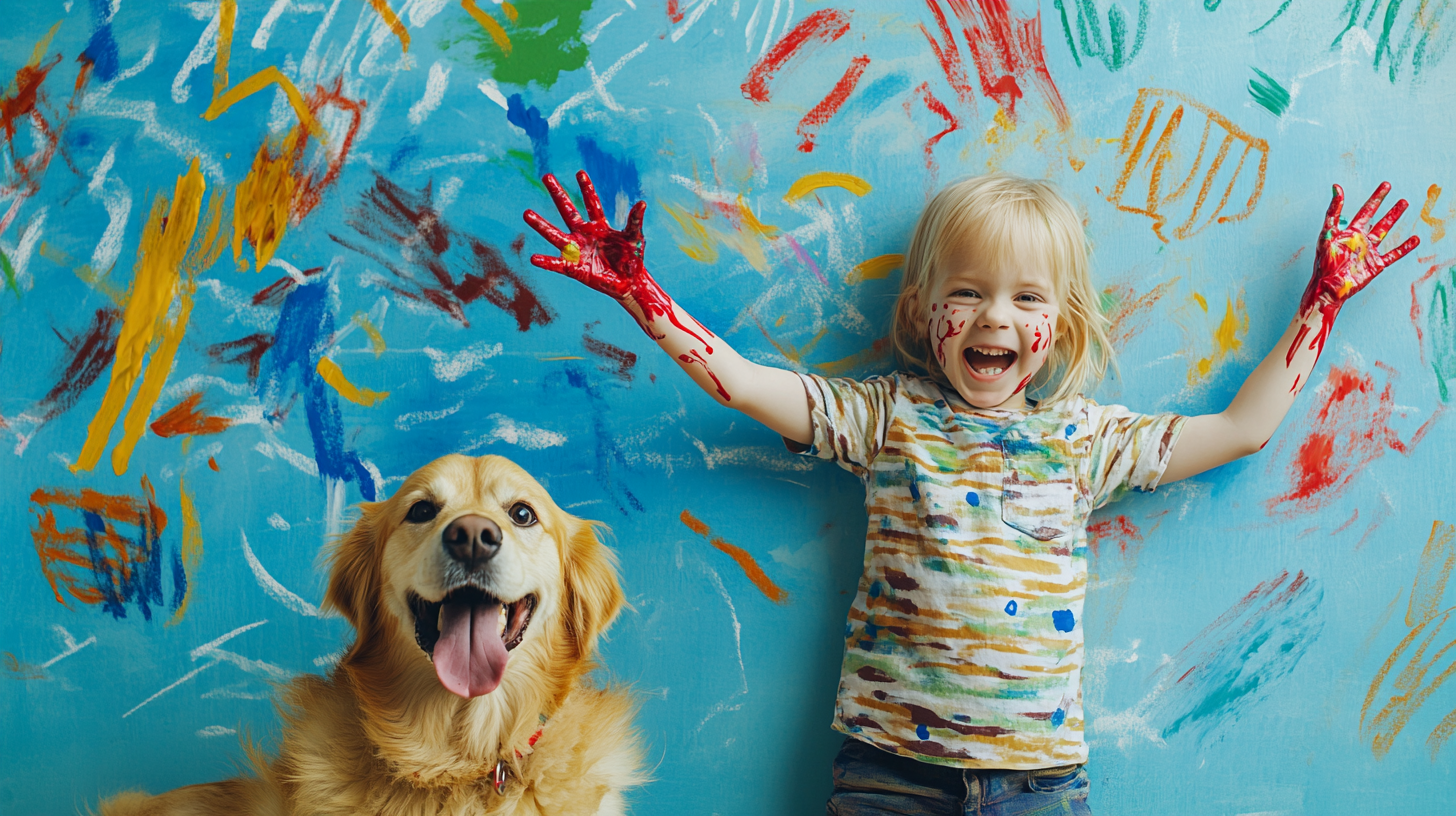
[
  {"left": 1205, "top": 0, "right": 1223, "bottom": 9},
  {"left": 0, "top": 246, "right": 19, "bottom": 299},
  {"left": 1053, "top": 0, "right": 1150, "bottom": 72},
  {"left": 1430, "top": 266, "right": 1456, "bottom": 402},
  {"left": 1247, "top": 67, "right": 1291, "bottom": 116},
  {"left": 1331, "top": 0, "right": 1453, "bottom": 83},
  {"left": 1250, "top": 0, "right": 1295, "bottom": 34}
]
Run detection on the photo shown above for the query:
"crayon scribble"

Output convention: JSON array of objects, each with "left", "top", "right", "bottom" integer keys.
[
  {"left": 1423, "top": 265, "right": 1456, "bottom": 401},
  {"left": 1102, "top": 278, "right": 1178, "bottom": 350},
  {"left": 920, "top": 0, "right": 1071, "bottom": 129},
  {"left": 1101, "top": 88, "right": 1268, "bottom": 243},
  {"left": 681, "top": 509, "right": 789, "bottom": 604},
  {"left": 1247, "top": 67, "right": 1291, "bottom": 117},
  {"left": 1266, "top": 363, "right": 1443, "bottom": 519},
  {"left": 1363, "top": 520, "right": 1456, "bottom": 758},
  {"left": 1331, "top": 0, "right": 1454, "bottom": 84},
  {"left": 29, "top": 478, "right": 174, "bottom": 620},
  {"left": 333, "top": 173, "right": 553, "bottom": 330},
  {"left": 1153, "top": 570, "right": 1323, "bottom": 740},
  {"left": 1052, "top": 0, "right": 1150, "bottom": 72}
]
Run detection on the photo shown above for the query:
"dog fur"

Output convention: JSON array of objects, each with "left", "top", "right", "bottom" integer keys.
[{"left": 99, "top": 454, "right": 643, "bottom": 816}]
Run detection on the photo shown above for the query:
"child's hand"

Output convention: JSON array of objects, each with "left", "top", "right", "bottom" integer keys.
[
  {"left": 1300, "top": 182, "right": 1420, "bottom": 315},
  {"left": 524, "top": 171, "right": 648, "bottom": 301}
]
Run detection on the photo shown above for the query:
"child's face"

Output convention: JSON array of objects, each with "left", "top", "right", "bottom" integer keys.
[{"left": 927, "top": 258, "right": 1060, "bottom": 410}]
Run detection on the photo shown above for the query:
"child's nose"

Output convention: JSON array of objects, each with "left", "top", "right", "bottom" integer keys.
[{"left": 977, "top": 297, "right": 1014, "bottom": 329}]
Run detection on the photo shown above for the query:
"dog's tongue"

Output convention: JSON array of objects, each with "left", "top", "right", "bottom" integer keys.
[{"left": 433, "top": 601, "right": 509, "bottom": 698}]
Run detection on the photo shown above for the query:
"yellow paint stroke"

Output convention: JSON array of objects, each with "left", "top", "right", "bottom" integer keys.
[
  {"left": 1191, "top": 291, "right": 1208, "bottom": 312},
  {"left": 661, "top": 200, "right": 717, "bottom": 264},
  {"left": 364, "top": 0, "right": 410, "bottom": 53},
  {"left": 501, "top": 2, "right": 519, "bottom": 23},
  {"left": 73, "top": 161, "right": 208, "bottom": 475},
  {"left": 462, "top": 0, "right": 512, "bottom": 57},
  {"left": 1188, "top": 295, "right": 1248, "bottom": 385},
  {"left": 538, "top": 355, "right": 585, "bottom": 361},
  {"left": 40, "top": 242, "right": 128, "bottom": 306},
  {"left": 783, "top": 171, "right": 872, "bottom": 203},
  {"left": 1362, "top": 520, "right": 1456, "bottom": 759},
  {"left": 753, "top": 314, "right": 828, "bottom": 367},
  {"left": 1421, "top": 184, "right": 1446, "bottom": 243},
  {"left": 233, "top": 132, "right": 299, "bottom": 271},
  {"left": 168, "top": 478, "right": 205, "bottom": 626},
  {"left": 317, "top": 357, "right": 390, "bottom": 406},
  {"left": 25, "top": 20, "right": 63, "bottom": 70},
  {"left": 680, "top": 510, "right": 788, "bottom": 603},
  {"left": 846, "top": 253, "right": 904, "bottom": 284},
  {"left": 352, "top": 312, "right": 386, "bottom": 357},
  {"left": 661, "top": 197, "right": 780, "bottom": 271},
  {"left": 203, "top": 0, "right": 326, "bottom": 143}
]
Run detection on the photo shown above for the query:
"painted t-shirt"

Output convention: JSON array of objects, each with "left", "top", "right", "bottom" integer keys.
[{"left": 794, "top": 372, "right": 1185, "bottom": 769}]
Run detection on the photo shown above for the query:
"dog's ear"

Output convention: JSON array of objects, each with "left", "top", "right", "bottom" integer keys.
[
  {"left": 323, "top": 502, "right": 386, "bottom": 631},
  {"left": 561, "top": 518, "right": 624, "bottom": 664}
]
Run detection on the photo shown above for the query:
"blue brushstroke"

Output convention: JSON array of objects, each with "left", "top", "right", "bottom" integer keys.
[
  {"left": 389, "top": 135, "right": 421, "bottom": 173},
  {"left": 840, "top": 72, "right": 912, "bottom": 118},
  {"left": 966, "top": 491, "right": 980, "bottom": 507},
  {"left": 82, "top": 506, "right": 163, "bottom": 621},
  {"left": 170, "top": 544, "right": 186, "bottom": 611},
  {"left": 82, "top": 0, "right": 121, "bottom": 81},
  {"left": 1005, "top": 600, "right": 1018, "bottom": 616},
  {"left": 507, "top": 94, "right": 550, "bottom": 177},
  {"left": 1051, "top": 708, "right": 1066, "bottom": 728},
  {"left": 575, "top": 136, "right": 642, "bottom": 216},
  {"left": 1052, "top": 609, "right": 1076, "bottom": 632},
  {"left": 258, "top": 274, "right": 377, "bottom": 501},
  {"left": 556, "top": 364, "right": 644, "bottom": 516}
]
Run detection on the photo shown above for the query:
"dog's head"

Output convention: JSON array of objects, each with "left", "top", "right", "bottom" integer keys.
[{"left": 325, "top": 454, "right": 623, "bottom": 701}]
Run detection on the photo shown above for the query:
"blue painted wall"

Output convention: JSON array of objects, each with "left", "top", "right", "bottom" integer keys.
[{"left": 2, "top": 2, "right": 1454, "bottom": 813}]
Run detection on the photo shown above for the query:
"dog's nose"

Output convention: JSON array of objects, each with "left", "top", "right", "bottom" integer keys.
[{"left": 442, "top": 514, "right": 502, "bottom": 567}]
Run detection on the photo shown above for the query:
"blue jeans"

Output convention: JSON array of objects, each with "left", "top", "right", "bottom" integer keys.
[{"left": 826, "top": 737, "right": 1093, "bottom": 816}]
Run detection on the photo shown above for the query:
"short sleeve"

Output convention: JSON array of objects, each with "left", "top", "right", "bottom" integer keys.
[
  {"left": 788, "top": 373, "right": 897, "bottom": 477},
  {"left": 1086, "top": 403, "right": 1187, "bottom": 509}
]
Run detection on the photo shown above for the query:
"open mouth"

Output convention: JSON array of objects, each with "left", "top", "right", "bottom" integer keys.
[
  {"left": 408, "top": 587, "right": 537, "bottom": 699},
  {"left": 964, "top": 346, "right": 1019, "bottom": 377}
]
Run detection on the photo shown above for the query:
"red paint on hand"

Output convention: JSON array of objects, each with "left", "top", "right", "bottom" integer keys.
[{"left": 678, "top": 348, "right": 731, "bottom": 402}]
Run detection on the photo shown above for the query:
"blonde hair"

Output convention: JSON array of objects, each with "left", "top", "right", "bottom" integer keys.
[{"left": 890, "top": 174, "right": 1111, "bottom": 405}]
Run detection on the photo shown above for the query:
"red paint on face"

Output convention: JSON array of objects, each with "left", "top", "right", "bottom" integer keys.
[
  {"left": 1012, "top": 372, "right": 1034, "bottom": 396},
  {"left": 930, "top": 306, "right": 967, "bottom": 368},
  {"left": 740, "top": 9, "right": 852, "bottom": 103}
]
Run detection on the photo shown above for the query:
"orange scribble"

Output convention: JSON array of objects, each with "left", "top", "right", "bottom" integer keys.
[
  {"left": 207, "top": 456, "right": 220, "bottom": 472},
  {"left": 462, "top": 0, "right": 512, "bottom": 56},
  {"left": 1363, "top": 520, "right": 1456, "bottom": 759},
  {"left": 1103, "top": 278, "right": 1179, "bottom": 350},
  {"left": 202, "top": 0, "right": 326, "bottom": 142},
  {"left": 149, "top": 392, "right": 234, "bottom": 438},
  {"left": 30, "top": 477, "right": 167, "bottom": 617},
  {"left": 364, "top": 0, "right": 410, "bottom": 53},
  {"left": 1103, "top": 88, "right": 1268, "bottom": 243},
  {"left": 1421, "top": 185, "right": 1446, "bottom": 244},
  {"left": 680, "top": 510, "right": 788, "bottom": 604}
]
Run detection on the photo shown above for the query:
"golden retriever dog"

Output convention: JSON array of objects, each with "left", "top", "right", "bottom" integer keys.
[{"left": 100, "top": 454, "right": 643, "bottom": 816}]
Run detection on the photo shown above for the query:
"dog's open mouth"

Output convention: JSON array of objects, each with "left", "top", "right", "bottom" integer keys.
[{"left": 408, "top": 587, "right": 537, "bottom": 699}]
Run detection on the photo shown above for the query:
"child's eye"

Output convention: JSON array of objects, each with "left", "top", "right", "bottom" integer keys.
[
  {"left": 951, "top": 289, "right": 981, "bottom": 299},
  {"left": 1016, "top": 293, "right": 1043, "bottom": 303}
]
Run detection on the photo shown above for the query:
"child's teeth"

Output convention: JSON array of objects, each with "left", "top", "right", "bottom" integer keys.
[{"left": 984, "top": 367, "right": 1004, "bottom": 375}]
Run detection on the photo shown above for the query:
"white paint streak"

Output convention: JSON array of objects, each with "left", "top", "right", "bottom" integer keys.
[
  {"left": 241, "top": 530, "right": 320, "bottom": 617},
  {"left": 583, "top": 12, "right": 621, "bottom": 43},
  {"left": 123, "top": 660, "right": 220, "bottom": 718},
  {"left": 267, "top": 512, "right": 291, "bottom": 531},
  {"left": 396, "top": 400, "right": 463, "bottom": 431},
  {"left": 172, "top": 10, "right": 219, "bottom": 104},
  {"left": 547, "top": 41, "right": 649, "bottom": 127},
  {"left": 407, "top": 61, "right": 451, "bottom": 126},
  {"left": 695, "top": 563, "right": 748, "bottom": 732},
  {"left": 197, "top": 725, "right": 237, "bottom": 738},
  {"left": 422, "top": 341, "right": 503, "bottom": 382},
  {"left": 84, "top": 45, "right": 227, "bottom": 181},
  {"left": 254, "top": 437, "right": 322, "bottom": 477},
  {"left": 465, "top": 414, "right": 568, "bottom": 451},
  {"left": 477, "top": 78, "right": 508, "bottom": 109},
  {"left": 86, "top": 146, "right": 132, "bottom": 276},
  {"left": 672, "top": 0, "right": 717, "bottom": 43},
  {"left": 40, "top": 625, "right": 96, "bottom": 669}
]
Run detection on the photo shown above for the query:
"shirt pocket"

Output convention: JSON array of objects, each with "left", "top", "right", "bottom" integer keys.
[{"left": 1000, "top": 437, "right": 1076, "bottom": 541}]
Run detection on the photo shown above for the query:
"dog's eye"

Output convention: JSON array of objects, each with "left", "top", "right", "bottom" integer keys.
[
  {"left": 405, "top": 500, "right": 439, "bottom": 524},
  {"left": 508, "top": 502, "right": 538, "bottom": 527}
]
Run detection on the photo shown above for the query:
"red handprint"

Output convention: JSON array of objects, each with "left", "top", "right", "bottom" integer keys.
[
  {"left": 1289, "top": 182, "right": 1421, "bottom": 366},
  {"left": 524, "top": 171, "right": 714, "bottom": 350}
]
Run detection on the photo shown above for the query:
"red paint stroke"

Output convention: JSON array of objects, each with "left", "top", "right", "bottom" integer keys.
[
  {"left": 667, "top": 0, "right": 684, "bottom": 24},
  {"left": 680, "top": 510, "right": 787, "bottom": 603},
  {"left": 207, "top": 456, "right": 220, "bottom": 472},
  {"left": 924, "top": 0, "right": 1069, "bottom": 129},
  {"left": 30, "top": 477, "right": 168, "bottom": 618},
  {"left": 1266, "top": 363, "right": 1444, "bottom": 519},
  {"left": 1286, "top": 323, "right": 1310, "bottom": 367},
  {"left": 919, "top": 0, "right": 977, "bottom": 108},
  {"left": 0, "top": 52, "right": 93, "bottom": 224},
  {"left": 797, "top": 54, "right": 871, "bottom": 152},
  {"left": 1409, "top": 260, "right": 1448, "bottom": 365},
  {"left": 289, "top": 76, "right": 364, "bottom": 224},
  {"left": 741, "top": 8, "right": 852, "bottom": 103},
  {"left": 33, "top": 308, "right": 120, "bottom": 424},
  {"left": 1331, "top": 508, "right": 1360, "bottom": 536},
  {"left": 335, "top": 173, "right": 554, "bottom": 330},
  {"left": 207, "top": 333, "right": 275, "bottom": 384},
  {"left": 582, "top": 332, "right": 638, "bottom": 381},
  {"left": 1355, "top": 499, "right": 1394, "bottom": 550},
  {"left": 1289, "top": 374, "right": 1301, "bottom": 394},
  {"left": 149, "top": 392, "right": 234, "bottom": 438},
  {"left": 911, "top": 81, "right": 959, "bottom": 180},
  {"left": 1012, "top": 372, "right": 1034, "bottom": 395},
  {"left": 1087, "top": 514, "right": 1142, "bottom": 557},
  {"left": 678, "top": 348, "right": 730, "bottom": 401}
]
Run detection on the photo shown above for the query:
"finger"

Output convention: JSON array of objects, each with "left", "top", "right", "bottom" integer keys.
[
  {"left": 1323, "top": 184, "right": 1344, "bottom": 236},
  {"left": 1377, "top": 235, "right": 1420, "bottom": 268},
  {"left": 1369, "top": 198, "right": 1409, "bottom": 245},
  {"left": 529, "top": 253, "right": 587, "bottom": 281},
  {"left": 1349, "top": 181, "right": 1391, "bottom": 232},
  {"left": 577, "top": 171, "right": 607, "bottom": 223},
  {"left": 543, "top": 174, "right": 586, "bottom": 230},
  {"left": 624, "top": 200, "right": 646, "bottom": 243},
  {"left": 523, "top": 209, "right": 571, "bottom": 249}
]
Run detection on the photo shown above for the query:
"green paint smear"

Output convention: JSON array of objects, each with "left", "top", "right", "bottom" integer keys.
[
  {"left": 1430, "top": 266, "right": 1456, "bottom": 402},
  {"left": 1248, "top": 67, "right": 1290, "bottom": 116},
  {"left": 1249, "top": 0, "right": 1294, "bottom": 34},
  {"left": 1054, "top": 0, "right": 1150, "bottom": 72},
  {"left": 1331, "top": 0, "right": 1452, "bottom": 83},
  {"left": 454, "top": 0, "right": 595, "bottom": 90},
  {"left": 0, "top": 246, "right": 20, "bottom": 299}
]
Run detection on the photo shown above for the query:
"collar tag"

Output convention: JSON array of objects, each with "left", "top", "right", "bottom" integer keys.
[{"left": 493, "top": 759, "right": 507, "bottom": 794}]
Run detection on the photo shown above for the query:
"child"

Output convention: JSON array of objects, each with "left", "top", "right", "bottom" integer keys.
[{"left": 522, "top": 172, "right": 1419, "bottom": 815}]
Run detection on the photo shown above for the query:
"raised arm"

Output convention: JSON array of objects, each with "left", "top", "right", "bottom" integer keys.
[
  {"left": 1162, "top": 182, "right": 1421, "bottom": 483},
  {"left": 523, "top": 170, "right": 811, "bottom": 444}
]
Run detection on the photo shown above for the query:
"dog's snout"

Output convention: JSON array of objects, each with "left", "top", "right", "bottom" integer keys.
[{"left": 442, "top": 514, "right": 502, "bottom": 567}]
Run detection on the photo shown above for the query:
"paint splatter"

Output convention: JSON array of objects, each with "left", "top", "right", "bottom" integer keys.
[
  {"left": 681, "top": 509, "right": 789, "bottom": 604},
  {"left": 1153, "top": 570, "right": 1323, "bottom": 740},
  {"left": 1363, "top": 520, "right": 1456, "bottom": 758},
  {"left": 1247, "top": 67, "right": 1290, "bottom": 117},
  {"left": 1266, "top": 363, "right": 1443, "bottom": 519},
  {"left": 1188, "top": 294, "right": 1249, "bottom": 385},
  {"left": 333, "top": 173, "right": 553, "bottom": 330},
  {"left": 458, "top": 0, "right": 593, "bottom": 89},
  {"left": 29, "top": 478, "right": 172, "bottom": 620},
  {"left": 1053, "top": 0, "right": 1150, "bottom": 72},
  {"left": 1102, "top": 88, "right": 1268, "bottom": 242}
]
